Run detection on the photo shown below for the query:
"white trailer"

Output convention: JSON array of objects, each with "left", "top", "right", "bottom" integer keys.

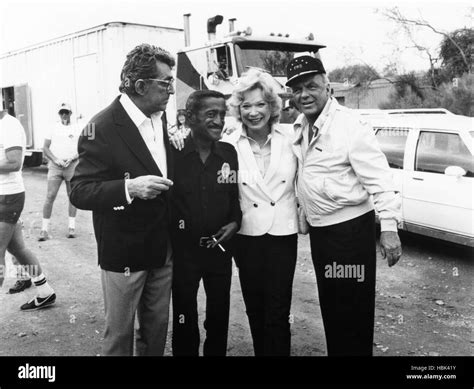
[{"left": 0, "top": 22, "right": 184, "bottom": 166}]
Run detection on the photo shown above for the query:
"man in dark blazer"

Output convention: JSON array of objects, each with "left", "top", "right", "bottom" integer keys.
[{"left": 70, "top": 44, "right": 175, "bottom": 356}]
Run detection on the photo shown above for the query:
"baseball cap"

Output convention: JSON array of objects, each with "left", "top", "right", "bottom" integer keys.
[
  {"left": 286, "top": 56, "right": 326, "bottom": 86},
  {"left": 58, "top": 103, "right": 72, "bottom": 113}
]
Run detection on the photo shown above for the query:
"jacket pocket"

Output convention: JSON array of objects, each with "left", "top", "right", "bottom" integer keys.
[
  {"left": 324, "top": 174, "right": 368, "bottom": 205},
  {"left": 99, "top": 228, "right": 145, "bottom": 270}
]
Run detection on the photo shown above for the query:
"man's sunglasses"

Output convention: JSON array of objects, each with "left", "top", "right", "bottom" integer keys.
[{"left": 144, "top": 78, "right": 175, "bottom": 93}]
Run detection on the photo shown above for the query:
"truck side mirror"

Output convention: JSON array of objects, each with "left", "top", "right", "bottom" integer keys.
[{"left": 444, "top": 165, "right": 466, "bottom": 178}]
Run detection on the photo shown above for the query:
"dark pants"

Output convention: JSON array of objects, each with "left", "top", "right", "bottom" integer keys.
[
  {"left": 309, "top": 210, "right": 376, "bottom": 356},
  {"left": 234, "top": 234, "right": 297, "bottom": 356},
  {"left": 172, "top": 246, "right": 232, "bottom": 356}
]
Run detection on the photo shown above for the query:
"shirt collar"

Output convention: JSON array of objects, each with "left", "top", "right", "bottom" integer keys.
[
  {"left": 120, "top": 93, "right": 162, "bottom": 129},
  {"left": 292, "top": 97, "right": 336, "bottom": 145},
  {"left": 314, "top": 97, "right": 334, "bottom": 134},
  {"left": 293, "top": 113, "right": 306, "bottom": 145},
  {"left": 182, "top": 135, "right": 227, "bottom": 160},
  {"left": 239, "top": 123, "right": 281, "bottom": 143}
]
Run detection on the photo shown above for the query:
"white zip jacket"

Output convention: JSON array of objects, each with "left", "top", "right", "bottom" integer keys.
[{"left": 292, "top": 98, "right": 401, "bottom": 231}]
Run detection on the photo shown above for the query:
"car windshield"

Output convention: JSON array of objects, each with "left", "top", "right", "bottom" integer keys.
[
  {"left": 234, "top": 41, "right": 323, "bottom": 77},
  {"left": 236, "top": 48, "right": 294, "bottom": 76}
]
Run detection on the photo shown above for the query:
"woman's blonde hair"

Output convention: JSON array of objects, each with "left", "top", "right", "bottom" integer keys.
[{"left": 228, "top": 68, "right": 282, "bottom": 127}]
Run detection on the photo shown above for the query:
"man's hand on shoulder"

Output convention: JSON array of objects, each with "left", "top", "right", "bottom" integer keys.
[
  {"left": 169, "top": 131, "right": 186, "bottom": 151},
  {"left": 127, "top": 175, "right": 174, "bottom": 200},
  {"left": 380, "top": 231, "right": 402, "bottom": 267}
]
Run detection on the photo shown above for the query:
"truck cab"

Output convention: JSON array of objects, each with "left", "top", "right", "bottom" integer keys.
[{"left": 175, "top": 17, "right": 325, "bottom": 117}]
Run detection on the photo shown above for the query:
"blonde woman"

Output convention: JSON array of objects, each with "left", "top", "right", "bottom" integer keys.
[{"left": 225, "top": 69, "right": 298, "bottom": 356}]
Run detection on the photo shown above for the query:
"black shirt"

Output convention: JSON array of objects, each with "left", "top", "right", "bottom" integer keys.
[{"left": 170, "top": 137, "right": 242, "bottom": 248}]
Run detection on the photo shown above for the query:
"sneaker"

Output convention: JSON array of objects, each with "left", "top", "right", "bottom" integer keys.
[
  {"left": 8, "top": 279, "right": 32, "bottom": 294},
  {"left": 20, "top": 293, "right": 56, "bottom": 311},
  {"left": 67, "top": 228, "right": 75, "bottom": 238},
  {"left": 38, "top": 230, "right": 49, "bottom": 241}
]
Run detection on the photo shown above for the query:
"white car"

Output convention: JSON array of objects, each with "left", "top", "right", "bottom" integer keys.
[{"left": 365, "top": 113, "right": 473, "bottom": 247}]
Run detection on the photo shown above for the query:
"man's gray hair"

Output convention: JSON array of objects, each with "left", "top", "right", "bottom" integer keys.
[{"left": 119, "top": 43, "right": 175, "bottom": 96}]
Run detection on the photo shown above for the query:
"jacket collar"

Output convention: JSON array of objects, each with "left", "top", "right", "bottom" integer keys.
[
  {"left": 235, "top": 122, "right": 284, "bottom": 201},
  {"left": 293, "top": 97, "right": 337, "bottom": 146},
  {"left": 119, "top": 93, "right": 163, "bottom": 129},
  {"left": 238, "top": 123, "right": 284, "bottom": 142},
  {"left": 110, "top": 96, "right": 167, "bottom": 177}
]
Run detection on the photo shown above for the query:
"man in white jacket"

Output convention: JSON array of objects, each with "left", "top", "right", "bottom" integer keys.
[{"left": 286, "top": 56, "right": 402, "bottom": 356}]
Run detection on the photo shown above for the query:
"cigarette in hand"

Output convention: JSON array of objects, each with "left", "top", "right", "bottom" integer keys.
[{"left": 212, "top": 237, "right": 226, "bottom": 252}]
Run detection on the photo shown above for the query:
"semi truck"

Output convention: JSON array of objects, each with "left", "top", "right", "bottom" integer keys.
[
  {"left": 176, "top": 15, "right": 325, "bottom": 110},
  {"left": 0, "top": 15, "right": 325, "bottom": 166}
]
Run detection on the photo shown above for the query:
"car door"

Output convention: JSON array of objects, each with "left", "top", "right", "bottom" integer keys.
[
  {"left": 402, "top": 130, "right": 474, "bottom": 237},
  {"left": 374, "top": 127, "right": 409, "bottom": 225}
]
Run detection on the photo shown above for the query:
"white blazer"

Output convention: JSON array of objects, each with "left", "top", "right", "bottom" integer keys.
[{"left": 223, "top": 123, "right": 298, "bottom": 236}]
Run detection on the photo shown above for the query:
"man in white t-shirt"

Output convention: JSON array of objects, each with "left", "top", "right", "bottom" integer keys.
[
  {"left": 39, "top": 103, "right": 81, "bottom": 241},
  {"left": 0, "top": 111, "right": 56, "bottom": 310}
]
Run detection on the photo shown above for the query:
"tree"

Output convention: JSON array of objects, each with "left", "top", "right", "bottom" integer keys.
[
  {"left": 377, "top": 8, "right": 472, "bottom": 115},
  {"left": 380, "top": 73, "right": 473, "bottom": 116},
  {"left": 393, "top": 72, "right": 425, "bottom": 99},
  {"left": 380, "top": 7, "right": 472, "bottom": 87},
  {"left": 260, "top": 50, "right": 293, "bottom": 76},
  {"left": 379, "top": 89, "right": 424, "bottom": 110},
  {"left": 380, "top": 72, "right": 425, "bottom": 110},
  {"left": 439, "top": 28, "right": 474, "bottom": 78},
  {"left": 424, "top": 73, "right": 474, "bottom": 116},
  {"left": 328, "top": 64, "right": 380, "bottom": 84},
  {"left": 381, "top": 62, "right": 398, "bottom": 77}
]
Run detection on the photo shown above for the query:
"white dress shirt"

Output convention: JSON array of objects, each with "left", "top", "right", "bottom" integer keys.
[
  {"left": 120, "top": 93, "right": 167, "bottom": 177},
  {"left": 119, "top": 94, "right": 168, "bottom": 202},
  {"left": 240, "top": 128, "right": 272, "bottom": 178}
]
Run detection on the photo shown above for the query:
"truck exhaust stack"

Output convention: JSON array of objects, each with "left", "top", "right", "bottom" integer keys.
[
  {"left": 228, "top": 18, "right": 236, "bottom": 33},
  {"left": 207, "top": 15, "right": 223, "bottom": 41},
  {"left": 183, "top": 13, "right": 191, "bottom": 47}
]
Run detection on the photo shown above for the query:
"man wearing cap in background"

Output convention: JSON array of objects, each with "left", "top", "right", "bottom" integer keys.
[
  {"left": 280, "top": 99, "right": 300, "bottom": 124},
  {"left": 286, "top": 55, "right": 402, "bottom": 356},
  {"left": 38, "top": 103, "right": 80, "bottom": 241}
]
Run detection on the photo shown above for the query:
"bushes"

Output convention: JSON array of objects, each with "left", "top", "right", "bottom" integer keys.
[{"left": 380, "top": 73, "right": 473, "bottom": 116}]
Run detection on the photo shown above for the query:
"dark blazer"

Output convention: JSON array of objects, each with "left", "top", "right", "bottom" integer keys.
[{"left": 70, "top": 96, "right": 174, "bottom": 273}]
